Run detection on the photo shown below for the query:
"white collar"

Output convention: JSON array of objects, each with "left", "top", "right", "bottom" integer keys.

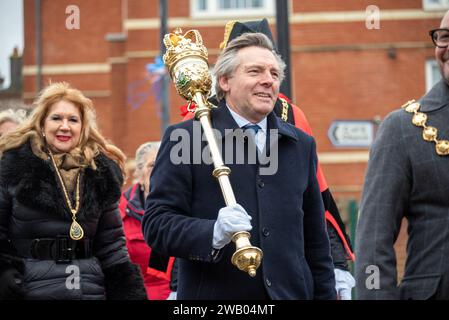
[{"left": 226, "top": 104, "right": 267, "bottom": 133}]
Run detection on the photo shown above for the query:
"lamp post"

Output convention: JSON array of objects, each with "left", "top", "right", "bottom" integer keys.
[
  {"left": 276, "top": 0, "right": 292, "bottom": 98},
  {"left": 35, "top": 0, "right": 42, "bottom": 92},
  {"left": 159, "top": 0, "right": 170, "bottom": 135}
]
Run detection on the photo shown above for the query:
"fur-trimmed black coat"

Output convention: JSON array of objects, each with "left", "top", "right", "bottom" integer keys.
[{"left": 0, "top": 141, "right": 147, "bottom": 300}]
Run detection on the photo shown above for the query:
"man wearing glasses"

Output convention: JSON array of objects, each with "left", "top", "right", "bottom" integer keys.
[{"left": 355, "top": 11, "right": 449, "bottom": 300}]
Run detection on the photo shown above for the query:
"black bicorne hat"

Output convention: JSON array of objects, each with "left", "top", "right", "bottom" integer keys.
[{"left": 219, "top": 18, "right": 275, "bottom": 50}]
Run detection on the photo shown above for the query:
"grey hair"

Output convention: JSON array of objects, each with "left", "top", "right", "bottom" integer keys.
[
  {"left": 213, "top": 32, "right": 286, "bottom": 101},
  {"left": 134, "top": 141, "right": 160, "bottom": 180},
  {"left": 0, "top": 108, "right": 28, "bottom": 126}
]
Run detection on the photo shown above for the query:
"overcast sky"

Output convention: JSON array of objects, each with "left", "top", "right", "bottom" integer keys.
[{"left": 0, "top": 0, "right": 23, "bottom": 89}]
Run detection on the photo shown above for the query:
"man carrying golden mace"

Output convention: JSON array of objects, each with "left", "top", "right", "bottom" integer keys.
[
  {"left": 162, "top": 28, "right": 262, "bottom": 278},
  {"left": 142, "top": 28, "right": 336, "bottom": 300}
]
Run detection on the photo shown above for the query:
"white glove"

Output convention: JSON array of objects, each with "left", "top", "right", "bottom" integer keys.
[
  {"left": 166, "top": 291, "right": 177, "bottom": 300},
  {"left": 212, "top": 204, "right": 252, "bottom": 249},
  {"left": 334, "top": 268, "right": 355, "bottom": 300}
]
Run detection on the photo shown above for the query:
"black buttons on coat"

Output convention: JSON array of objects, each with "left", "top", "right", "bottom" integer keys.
[{"left": 262, "top": 227, "right": 270, "bottom": 237}]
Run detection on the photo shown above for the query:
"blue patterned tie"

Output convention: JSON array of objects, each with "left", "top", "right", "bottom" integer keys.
[
  {"left": 242, "top": 124, "right": 261, "bottom": 154},
  {"left": 242, "top": 124, "right": 260, "bottom": 137}
]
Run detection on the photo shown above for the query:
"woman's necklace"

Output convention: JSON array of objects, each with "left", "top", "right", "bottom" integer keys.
[{"left": 48, "top": 149, "right": 84, "bottom": 240}]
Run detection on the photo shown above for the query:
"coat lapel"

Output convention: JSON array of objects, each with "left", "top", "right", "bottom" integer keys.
[{"left": 420, "top": 79, "right": 449, "bottom": 112}]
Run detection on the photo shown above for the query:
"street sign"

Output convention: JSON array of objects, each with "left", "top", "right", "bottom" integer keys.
[{"left": 328, "top": 120, "right": 375, "bottom": 148}]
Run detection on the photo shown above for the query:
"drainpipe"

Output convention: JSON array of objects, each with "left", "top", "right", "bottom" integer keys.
[
  {"left": 159, "top": 0, "right": 170, "bottom": 135},
  {"left": 35, "top": 0, "right": 42, "bottom": 92},
  {"left": 276, "top": 0, "right": 292, "bottom": 98}
]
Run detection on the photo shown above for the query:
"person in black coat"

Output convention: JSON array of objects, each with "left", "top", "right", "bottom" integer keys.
[
  {"left": 143, "top": 32, "right": 335, "bottom": 300},
  {"left": 169, "top": 18, "right": 355, "bottom": 300},
  {"left": 0, "top": 82, "right": 147, "bottom": 300}
]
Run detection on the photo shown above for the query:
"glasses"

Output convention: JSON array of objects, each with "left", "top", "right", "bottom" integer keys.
[{"left": 429, "top": 28, "right": 449, "bottom": 48}]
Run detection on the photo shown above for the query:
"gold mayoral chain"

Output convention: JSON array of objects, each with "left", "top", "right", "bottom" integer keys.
[
  {"left": 402, "top": 99, "right": 449, "bottom": 156},
  {"left": 278, "top": 96, "right": 289, "bottom": 122},
  {"left": 48, "top": 150, "right": 84, "bottom": 240}
]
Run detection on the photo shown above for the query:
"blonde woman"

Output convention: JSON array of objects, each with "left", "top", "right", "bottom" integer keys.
[{"left": 0, "top": 82, "right": 146, "bottom": 300}]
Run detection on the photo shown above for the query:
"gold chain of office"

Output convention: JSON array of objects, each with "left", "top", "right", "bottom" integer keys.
[
  {"left": 278, "top": 97, "right": 289, "bottom": 122},
  {"left": 402, "top": 99, "right": 449, "bottom": 156},
  {"left": 48, "top": 149, "right": 85, "bottom": 240}
]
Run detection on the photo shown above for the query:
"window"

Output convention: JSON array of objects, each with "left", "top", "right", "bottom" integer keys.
[
  {"left": 191, "top": 0, "right": 274, "bottom": 18},
  {"left": 423, "top": 0, "right": 449, "bottom": 10},
  {"left": 198, "top": 0, "right": 207, "bottom": 10},
  {"left": 219, "top": 0, "right": 264, "bottom": 9},
  {"left": 425, "top": 59, "right": 442, "bottom": 92}
]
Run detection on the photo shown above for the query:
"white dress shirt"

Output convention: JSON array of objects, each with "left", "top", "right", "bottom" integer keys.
[{"left": 226, "top": 105, "right": 267, "bottom": 152}]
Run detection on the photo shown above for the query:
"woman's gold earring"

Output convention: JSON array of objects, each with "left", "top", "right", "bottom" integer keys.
[{"left": 42, "top": 132, "right": 46, "bottom": 138}]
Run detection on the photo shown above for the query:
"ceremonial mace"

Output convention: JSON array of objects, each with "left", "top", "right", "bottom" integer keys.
[{"left": 163, "top": 28, "right": 263, "bottom": 277}]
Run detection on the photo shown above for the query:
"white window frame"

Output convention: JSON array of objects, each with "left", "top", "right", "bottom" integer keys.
[
  {"left": 425, "top": 59, "right": 442, "bottom": 92},
  {"left": 423, "top": 0, "right": 449, "bottom": 11},
  {"left": 191, "top": 0, "right": 275, "bottom": 19}
]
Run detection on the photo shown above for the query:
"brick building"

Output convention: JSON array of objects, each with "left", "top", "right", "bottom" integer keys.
[{"left": 21, "top": 0, "right": 449, "bottom": 278}]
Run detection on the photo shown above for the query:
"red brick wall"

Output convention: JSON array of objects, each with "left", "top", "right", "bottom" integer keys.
[
  {"left": 37, "top": 0, "right": 122, "bottom": 64},
  {"left": 294, "top": 48, "right": 433, "bottom": 151},
  {"left": 126, "top": 29, "right": 160, "bottom": 52},
  {"left": 291, "top": 20, "right": 439, "bottom": 46},
  {"left": 127, "top": 0, "right": 157, "bottom": 19},
  {"left": 169, "top": 0, "right": 190, "bottom": 17},
  {"left": 23, "top": 0, "right": 36, "bottom": 65},
  {"left": 92, "top": 97, "right": 115, "bottom": 139},
  {"left": 23, "top": 73, "right": 110, "bottom": 94},
  {"left": 293, "top": 0, "right": 423, "bottom": 12}
]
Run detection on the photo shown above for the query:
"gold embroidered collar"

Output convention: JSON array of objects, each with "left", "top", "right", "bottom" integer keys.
[{"left": 402, "top": 99, "right": 449, "bottom": 156}]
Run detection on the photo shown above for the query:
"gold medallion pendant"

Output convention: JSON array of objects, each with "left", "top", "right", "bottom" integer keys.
[
  {"left": 70, "top": 219, "right": 84, "bottom": 240},
  {"left": 48, "top": 149, "right": 84, "bottom": 240}
]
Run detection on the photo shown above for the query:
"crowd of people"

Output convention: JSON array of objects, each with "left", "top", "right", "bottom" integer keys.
[{"left": 1, "top": 11, "right": 449, "bottom": 300}]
